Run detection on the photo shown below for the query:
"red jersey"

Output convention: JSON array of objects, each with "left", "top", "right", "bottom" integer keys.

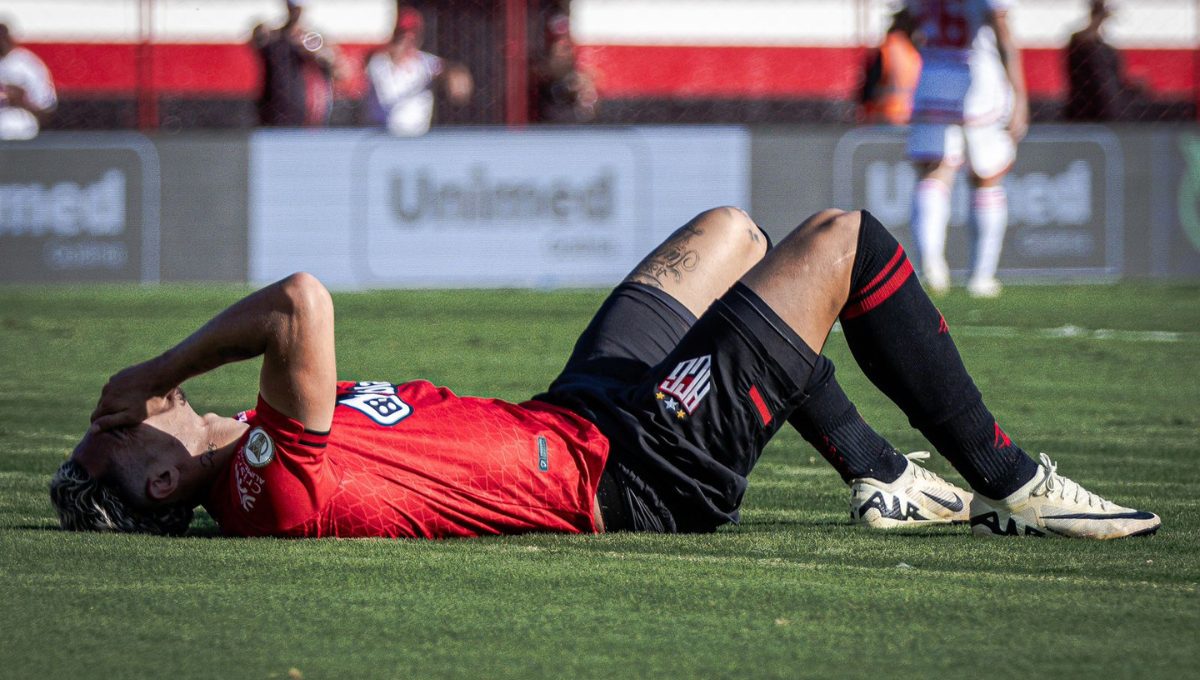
[{"left": 203, "top": 380, "right": 609, "bottom": 538}]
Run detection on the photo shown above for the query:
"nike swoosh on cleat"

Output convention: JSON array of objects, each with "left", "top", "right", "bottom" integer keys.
[{"left": 921, "top": 491, "right": 964, "bottom": 512}]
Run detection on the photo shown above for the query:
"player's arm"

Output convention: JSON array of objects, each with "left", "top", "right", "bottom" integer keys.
[
  {"left": 990, "top": 8, "right": 1028, "bottom": 141},
  {"left": 90, "top": 272, "right": 337, "bottom": 433}
]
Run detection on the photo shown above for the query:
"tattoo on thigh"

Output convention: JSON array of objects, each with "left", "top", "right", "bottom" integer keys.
[
  {"left": 629, "top": 224, "right": 703, "bottom": 289},
  {"left": 747, "top": 227, "right": 761, "bottom": 243}
]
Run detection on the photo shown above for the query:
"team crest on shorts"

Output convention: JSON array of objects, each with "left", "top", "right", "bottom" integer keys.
[
  {"left": 656, "top": 355, "right": 712, "bottom": 419},
  {"left": 243, "top": 427, "right": 275, "bottom": 468}
]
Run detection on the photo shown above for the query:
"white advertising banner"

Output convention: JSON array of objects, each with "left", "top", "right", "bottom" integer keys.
[
  {"left": 832, "top": 126, "right": 1124, "bottom": 279},
  {"left": 250, "top": 127, "right": 748, "bottom": 289}
]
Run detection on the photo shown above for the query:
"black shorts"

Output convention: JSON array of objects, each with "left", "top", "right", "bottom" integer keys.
[{"left": 534, "top": 282, "right": 817, "bottom": 533}]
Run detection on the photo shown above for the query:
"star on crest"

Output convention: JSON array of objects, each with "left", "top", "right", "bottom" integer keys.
[
  {"left": 655, "top": 392, "right": 666, "bottom": 400},
  {"left": 663, "top": 397, "right": 679, "bottom": 411},
  {"left": 675, "top": 410, "right": 687, "bottom": 419}
]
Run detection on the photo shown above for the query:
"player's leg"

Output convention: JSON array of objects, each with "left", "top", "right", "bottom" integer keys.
[
  {"left": 908, "top": 123, "right": 963, "bottom": 293},
  {"left": 790, "top": 358, "right": 972, "bottom": 528},
  {"left": 596, "top": 208, "right": 965, "bottom": 532},
  {"left": 627, "top": 210, "right": 933, "bottom": 522},
  {"left": 742, "top": 209, "right": 1038, "bottom": 497},
  {"left": 628, "top": 209, "right": 960, "bottom": 526},
  {"left": 963, "top": 123, "right": 1016, "bottom": 298},
  {"left": 750, "top": 209, "right": 1157, "bottom": 538}
]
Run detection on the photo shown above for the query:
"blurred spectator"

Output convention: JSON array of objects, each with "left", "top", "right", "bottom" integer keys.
[
  {"left": 1064, "top": 0, "right": 1145, "bottom": 122},
  {"left": 252, "top": 0, "right": 339, "bottom": 127},
  {"left": 858, "top": 9, "right": 922, "bottom": 126},
  {"left": 0, "top": 22, "right": 57, "bottom": 140},
  {"left": 363, "top": 7, "right": 472, "bottom": 136},
  {"left": 529, "top": 12, "right": 598, "bottom": 123}
]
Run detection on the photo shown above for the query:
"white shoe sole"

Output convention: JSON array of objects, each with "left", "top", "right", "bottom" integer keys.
[{"left": 970, "top": 503, "right": 1161, "bottom": 539}]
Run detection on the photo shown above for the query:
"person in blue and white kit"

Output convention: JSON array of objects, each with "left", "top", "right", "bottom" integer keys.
[
  {"left": 0, "top": 22, "right": 56, "bottom": 141},
  {"left": 905, "top": 0, "right": 1028, "bottom": 298},
  {"left": 364, "top": 7, "right": 472, "bottom": 137}
]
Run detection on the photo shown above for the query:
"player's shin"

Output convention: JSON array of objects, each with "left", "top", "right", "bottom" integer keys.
[
  {"left": 838, "top": 211, "right": 1038, "bottom": 499},
  {"left": 787, "top": 356, "right": 906, "bottom": 484}
]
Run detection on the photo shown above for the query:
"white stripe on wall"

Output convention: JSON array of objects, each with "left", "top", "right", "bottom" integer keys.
[
  {"left": 0, "top": 0, "right": 1195, "bottom": 48},
  {"left": 1, "top": 0, "right": 393, "bottom": 43}
]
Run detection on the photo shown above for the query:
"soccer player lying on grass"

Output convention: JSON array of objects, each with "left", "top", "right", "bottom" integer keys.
[{"left": 51, "top": 208, "right": 1160, "bottom": 540}]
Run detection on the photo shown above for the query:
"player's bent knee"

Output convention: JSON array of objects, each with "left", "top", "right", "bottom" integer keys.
[
  {"left": 788, "top": 209, "right": 862, "bottom": 258},
  {"left": 279, "top": 271, "right": 333, "bottom": 316},
  {"left": 698, "top": 206, "right": 770, "bottom": 260},
  {"left": 696, "top": 205, "right": 753, "bottom": 231}
]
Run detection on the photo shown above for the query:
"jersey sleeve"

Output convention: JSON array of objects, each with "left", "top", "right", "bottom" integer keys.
[
  {"left": 214, "top": 395, "right": 339, "bottom": 536},
  {"left": 424, "top": 52, "right": 445, "bottom": 78}
]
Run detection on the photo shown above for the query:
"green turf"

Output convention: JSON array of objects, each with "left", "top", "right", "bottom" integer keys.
[{"left": 1, "top": 283, "right": 1197, "bottom": 679}]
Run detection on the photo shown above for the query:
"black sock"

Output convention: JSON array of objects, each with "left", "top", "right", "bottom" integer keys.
[
  {"left": 838, "top": 211, "right": 1038, "bottom": 498},
  {"left": 789, "top": 356, "right": 907, "bottom": 484}
]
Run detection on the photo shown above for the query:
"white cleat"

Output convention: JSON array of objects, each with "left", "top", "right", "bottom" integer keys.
[
  {"left": 970, "top": 453, "right": 1161, "bottom": 539},
  {"left": 850, "top": 452, "right": 973, "bottom": 528},
  {"left": 966, "top": 277, "right": 1003, "bottom": 298}
]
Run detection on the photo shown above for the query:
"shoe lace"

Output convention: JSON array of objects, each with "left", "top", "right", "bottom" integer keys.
[
  {"left": 1030, "top": 453, "right": 1112, "bottom": 510},
  {"left": 903, "top": 451, "right": 949, "bottom": 485}
]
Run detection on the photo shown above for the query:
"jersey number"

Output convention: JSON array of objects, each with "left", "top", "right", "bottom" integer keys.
[
  {"left": 337, "top": 381, "right": 412, "bottom": 426},
  {"left": 924, "top": 0, "right": 969, "bottom": 49}
]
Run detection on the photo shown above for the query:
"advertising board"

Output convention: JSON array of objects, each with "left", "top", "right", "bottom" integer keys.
[
  {"left": 832, "top": 126, "right": 1124, "bottom": 279},
  {"left": 0, "top": 135, "right": 160, "bottom": 283},
  {"left": 1165, "top": 131, "right": 1200, "bottom": 277},
  {"left": 250, "top": 128, "right": 748, "bottom": 288}
]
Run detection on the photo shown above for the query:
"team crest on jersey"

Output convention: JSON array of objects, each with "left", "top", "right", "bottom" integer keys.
[
  {"left": 656, "top": 355, "right": 713, "bottom": 419},
  {"left": 244, "top": 427, "right": 275, "bottom": 468},
  {"left": 337, "top": 381, "right": 413, "bottom": 426}
]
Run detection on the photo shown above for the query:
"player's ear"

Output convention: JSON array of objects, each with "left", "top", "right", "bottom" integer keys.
[{"left": 146, "top": 466, "right": 180, "bottom": 502}]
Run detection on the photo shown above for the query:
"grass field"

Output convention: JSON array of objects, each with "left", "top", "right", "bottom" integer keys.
[{"left": 1, "top": 283, "right": 1198, "bottom": 679}]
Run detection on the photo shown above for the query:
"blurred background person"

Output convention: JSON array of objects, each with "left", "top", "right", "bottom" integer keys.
[
  {"left": 1064, "top": 0, "right": 1146, "bottom": 122},
  {"left": 906, "top": 0, "right": 1028, "bottom": 298},
  {"left": 363, "top": 7, "right": 473, "bottom": 137},
  {"left": 252, "top": 0, "right": 339, "bottom": 127},
  {"left": 0, "top": 22, "right": 56, "bottom": 140},
  {"left": 530, "top": 11, "right": 598, "bottom": 124},
  {"left": 858, "top": 9, "right": 921, "bottom": 126}
]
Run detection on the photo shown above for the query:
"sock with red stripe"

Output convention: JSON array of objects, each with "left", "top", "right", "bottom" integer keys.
[
  {"left": 838, "top": 211, "right": 1038, "bottom": 498},
  {"left": 788, "top": 356, "right": 907, "bottom": 484}
]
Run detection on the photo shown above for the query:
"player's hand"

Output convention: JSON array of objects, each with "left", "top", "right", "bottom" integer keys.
[
  {"left": 1008, "top": 97, "right": 1030, "bottom": 143},
  {"left": 89, "top": 358, "right": 176, "bottom": 433},
  {"left": 3, "top": 85, "right": 27, "bottom": 109}
]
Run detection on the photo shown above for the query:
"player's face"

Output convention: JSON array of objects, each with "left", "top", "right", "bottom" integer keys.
[
  {"left": 74, "top": 388, "right": 200, "bottom": 482},
  {"left": 138, "top": 387, "right": 199, "bottom": 440}
]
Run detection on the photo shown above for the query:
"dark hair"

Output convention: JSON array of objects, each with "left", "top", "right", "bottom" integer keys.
[{"left": 49, "top": 459, "right": 194, "bottom": 536}]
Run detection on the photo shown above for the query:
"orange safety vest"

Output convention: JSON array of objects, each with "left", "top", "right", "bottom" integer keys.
[{"left": 863, "top": 31, "right": 922, "bottom": 125}]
